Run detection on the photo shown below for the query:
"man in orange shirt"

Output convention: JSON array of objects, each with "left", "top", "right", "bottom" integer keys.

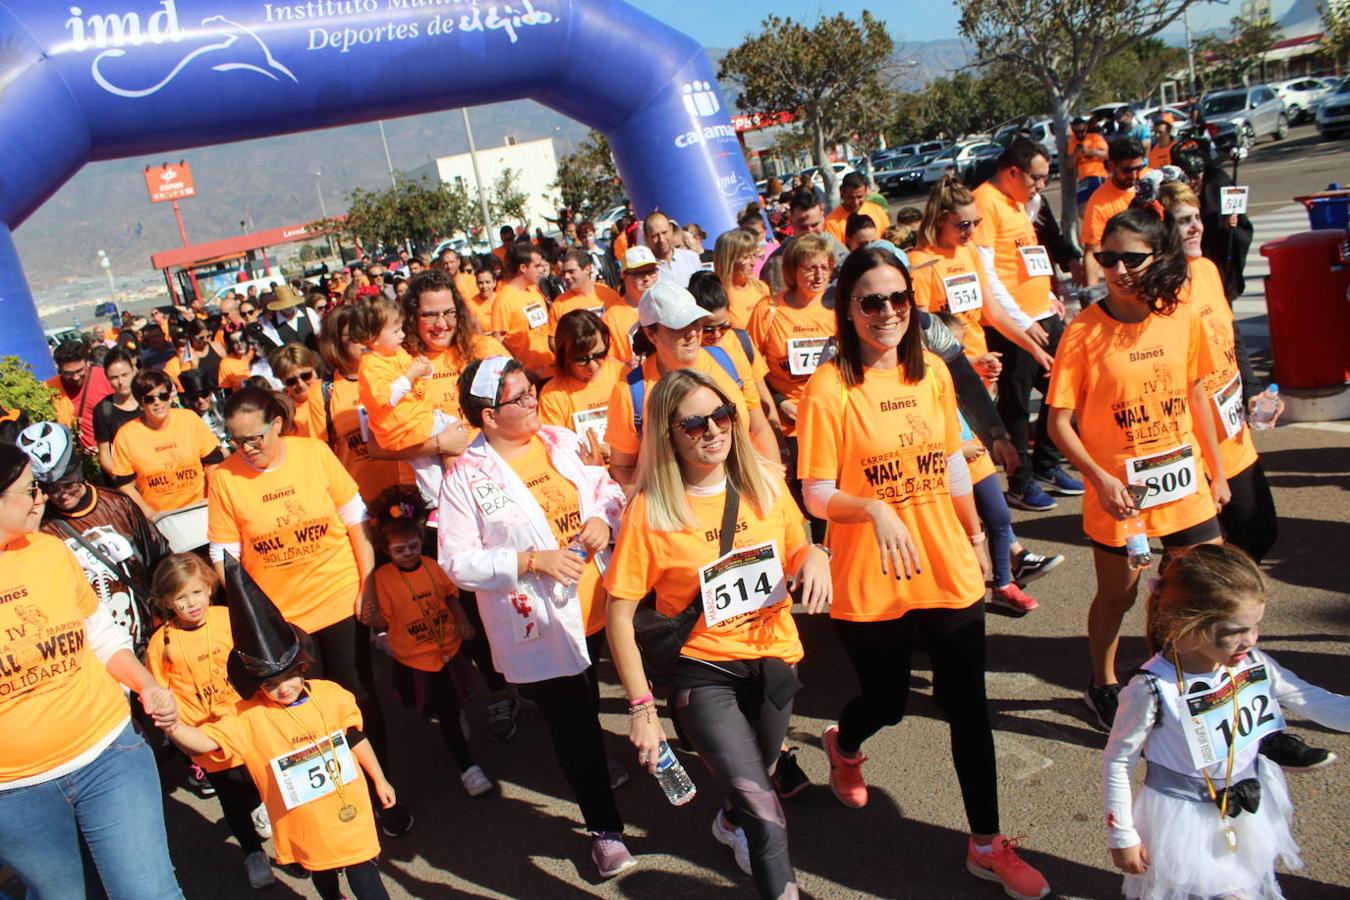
[
  {"left": 1082, "top": 136, "right": 1147, "bottom": 286},
  {"left": 436, "top": 247, "right": 479, "bottom": 302},
  {"left": 1147, "top": 116, "right": 1178, "bottom": 171},
  {"left": 1068, "top": 116, "right": 1108, "bottom": 209},
  {"left": 488, "top": 241, "right": 554, "bottom": 379},
  {"left": 491, "top": 225, "right": 515, "bottom": 262},
  {"left": 46, "top": 340, "right": 113, "bottom": 452},
  {"left": 549, "top": 249, "right": 622, "bottom": 345},
  {"left": 603, "top": 247, "right": 660, "bottom": 363},
  {"left": 823, "top": 172, "right": 892, "bottom": 246}
]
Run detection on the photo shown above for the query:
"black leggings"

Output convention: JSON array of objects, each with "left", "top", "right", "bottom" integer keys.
[
  {"left": 517, "top": 673, "right": 623, "bottom": 834},
  {"left": 394, "top": 660, "right": 475, "bottom": 772},
  {"left": 1218, "top": 460, "right": 1278, "bottom": 563},
  {"left": 311, "top": 617, "right": 389, "bottom": 767},
  {"left": 834, "top": 604, "right": 999, "bottom": 836},
  {"left": 203, "top": 765, "right": 263, "bottom": 856},
  {"left": 457, "top": 591, "right": 508, "bottom": 694},
  {"left": 675, "top": 675, "right": 796, "bottom": 899},
  {"left": 584, "top": 629, "right": 606, "bottom": 710},
  {"left": 311, "top": 859, "right": 388, "bottom": 900}
]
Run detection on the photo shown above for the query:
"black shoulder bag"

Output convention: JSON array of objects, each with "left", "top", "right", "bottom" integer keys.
[{"left": 631, "top": 483, "right": 739, "bottom": 689}]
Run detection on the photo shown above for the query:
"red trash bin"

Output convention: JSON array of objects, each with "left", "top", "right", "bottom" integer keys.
[{"left": 1259, "top": 230, "right": 1350, "bottom": 389}]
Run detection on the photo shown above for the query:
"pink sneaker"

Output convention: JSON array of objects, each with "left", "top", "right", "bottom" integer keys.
[
  {"left": 990, "top": 583, "right": 1039, "bottom": 615},
  {"left": 966, "top": 835, "right": 1050, "bottom": 899},
  {"left": 822, "top": 724, "right": 868, "bottom": 809}
]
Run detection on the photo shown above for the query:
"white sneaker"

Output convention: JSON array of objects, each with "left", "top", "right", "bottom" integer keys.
[
  {"left": 460, "top": 765, "right": 494, "bottom": 797},
  {"left": 711, "top": 810, "right": 751, "bottom": 875},
  {"left": 250, "top": 803, "right": 272, "bottom": 840},
  {"left": 244, "top": 850, "right": 276, "bottom": 889}
]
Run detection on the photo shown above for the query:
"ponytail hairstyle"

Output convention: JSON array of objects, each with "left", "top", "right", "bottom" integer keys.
[
  {"left": 918, "top": 175, "right": 975, "bottom": 249},
  {"left": 1144, "top": 544, "right": 1266, "bottom": 655},
  {"left": 367, "top": 484, "right": 430, "bottom": 550},
  {"left": 223, "top": 385, "right": 292, "bottom": 433},
  {"left": 1101, "top": 207, "right": 1189, "bottom": 316}
]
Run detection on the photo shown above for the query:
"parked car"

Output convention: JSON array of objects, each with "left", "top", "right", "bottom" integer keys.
[
  {"left": 799, "top": 162, "right": 857, "bottom": 188},
  {"left": 875, "top": 151, "right": 941, "bottom": 196},
  {"left": 991, "top": 116, "right": 1059, "bottom": 173},
  {"left": 1200, "top": 84, "right": 1288, "bottom": 151},
  {"left": 1275, "top": 76, "right": 1337, "bottom": 123},
  {"left": 922, "top": 141, "right": 1004, "bottom": 186},
  {"left": 1316, "top": 77, "right": 1350, "bottom": 139}
]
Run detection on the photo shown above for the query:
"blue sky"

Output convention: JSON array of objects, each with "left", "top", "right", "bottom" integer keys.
[{"left": 623, "top": 1, "right": 1290, "bottom": 48}]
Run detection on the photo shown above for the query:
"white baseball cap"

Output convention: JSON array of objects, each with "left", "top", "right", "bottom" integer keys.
[
  {"left": 622, "top": 245, "right": 658, "bottom": 272},
  {"left": 638, "top": 283, "right": 708, "bottom": 329}
]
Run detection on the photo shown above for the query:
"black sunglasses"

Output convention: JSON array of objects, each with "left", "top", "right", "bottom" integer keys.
[
  {"left": 1094, "top": 250, "right": 1154, "bottom": 269},
  {"left": 240, "top": 307, "right": 258, "bottom": 316},
  {"left": 283, "top": 371, "right": 316, "bottom": 389},
  {"left": 854, "top": 290, "right": 914, "bottom": 317},
  {"left": 671, "top": 403, "right": 737, "bottom": 441},
  {"left": 142, "top": 389, "right": 173, "bottom": 404},
  {"left": 954, "top": 218, "right": 983, "bottom": 232},
  {"left": 701, "top": 322, "right": 732, "bottom": 337},
  {"left": 571, "top": 351, "right": 607, "bottom": 366}
]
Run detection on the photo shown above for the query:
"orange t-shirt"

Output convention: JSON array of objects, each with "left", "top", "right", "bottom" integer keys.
[
  {"left": 796, "top": 356, "right": 985, "bottom": 621},
  {"left": 358, "top": 347, "right": 434, "bottom": 452},
  {"left": 453, "top": 272, "right": 478, "bottom": 304},
  {"left": 374, "top": 558, "right": 462, "bottom": 671},
  {"left": 1046, "top": 301, "right": 1217, "bottom": 546},
  {"left": 549, "top": 284, "right": 622, "bottom": 335},
  {"left": 908, "top": 243, "right": 991, "bottom": 361},
  {"left": 313, "top": 377, "right": 411, "bottom": 503},
  {"left": 606, "top": 477, "right": 808, "bottom": 664},
  {"left": 1148, "top": 142, "right": 1173, "bottom": 172},
  {"left": 1184, "top": 257, "right": 1258, "bottom": 480},
  {"left": 539, "top": 358, "right": 625, "bottom": 449},
  {"left": 747, "top": 294, "right": 836, "bottom": 436},
  {"left": 0, "top": 533, "right": 131, "bottom": 783},
  {"left": 422, "top": 334, "right": 511, "bottom": 422},
  {"left": 612, "top": 232, "right": 629, "bottom": 262},
  {"left": 601, "top": 304, "right": 640, "bottom": 364},
  {"left": 145, "top": 607, "right": 244, "bottom": 772},
  {"left": 719, "top": 329, "right": 768, "bottom": 385},
  {"left": 724, "top": 277, "right": 771, "bottom": 330},
  {"left": 217, "top": 355, "right": 252, "bottom": 393},
  {"left": 972, "top": 181, "right": 1053, "bottom": 319},
  {"left": 1082, "top": 180, "right": 1136, "bottom": 247},
  {"left": 489, "top": 282, "right": 554, "bottom": 379},
  {"left": 824, "top": 200, "right": 892, "bottom": 247},
  {"left": 207, "top": 436, "right": 361, "bottom": 633},
  {"left": 109, "top": 409, "right": 219, "bottom": 513},
  {"left": 606, "top": 350, "right": 753, "bottom": 459},
  {"left": 1069, "top": 133, "right": 1109, "bottom": 180},
  {"left": 204, "top": 679, "right": 378, "bottom": 870},
  {"left": 465, "top": 292, "right": 495, "bottom": 332}
]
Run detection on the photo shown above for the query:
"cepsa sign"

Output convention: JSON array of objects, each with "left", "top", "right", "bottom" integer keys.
[{"left": 144, "top": 162, "right": 196, "bottom": 203}]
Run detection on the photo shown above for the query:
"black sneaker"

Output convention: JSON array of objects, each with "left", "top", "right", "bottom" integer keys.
[
  {"left": 1084, "top": 683, "right": 1121, "bottom": 732},
  {"left": 1012, "top": 550, "right": 1064, "bottom": 587},
  {"left": 772, "top": 747, "right": 811, "bottom": 800},
  {"left": 1259, "top": 731, "right": 1338, "bottom": 771},
  {"left": 379, "top": 803, "right": 415, "bottom": 837},
  {"left": 187, "top": 764, "right": 216, "bottom": 798},
  {"left": 486, "top": 694, "right": 518, "bottom": 743}
]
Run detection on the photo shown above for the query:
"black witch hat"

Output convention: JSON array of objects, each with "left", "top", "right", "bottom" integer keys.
[{"left": 223, "top": 553, "right": 314, "bottom": 698}]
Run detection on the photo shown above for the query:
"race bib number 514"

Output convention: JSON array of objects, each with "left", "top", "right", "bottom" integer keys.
[{"left": 700, "top": 540, "right": 787, "bottom": 628}]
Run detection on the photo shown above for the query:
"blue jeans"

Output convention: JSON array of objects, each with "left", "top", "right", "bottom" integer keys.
[
  {"left": 0, "top": 722, "right": 182, "bottom": 900},
  {"left": 972, "top": 473, "right": 1013, "bottom": 587}
]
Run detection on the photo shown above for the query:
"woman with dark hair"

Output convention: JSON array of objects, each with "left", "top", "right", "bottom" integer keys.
[
  {"left": 438, "top": 356, "right": 632, "bottom": 879},
  {"left": 796, "top": 247, "right": 1051, "bottom": 899},
  {"left": 540, "top": 309, "right": 624, "bottom": 464},
  {"left": 109, "top": 368, "right": 224, "bottom": 518},
  {"left": 0, "top": 443, "right": 183, "bottom": 899},
  {"left": 93, "top": 347, "right": 141, "bottom": 473},
  {"left": 268, "top": 343, "right": 324, "bottom": 438},
  {"left": 1046, "top": 207, "right": 1230, "bottom": 733}
]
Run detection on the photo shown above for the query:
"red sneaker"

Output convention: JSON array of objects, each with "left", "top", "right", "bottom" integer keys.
[
  {"left": 989, "top": 583, "right": 1039, "bottom": 615},
  {"left": 966, "top": 835, "right": 1050, "bottom": 900},
  {"left": 822, "top": 724, "right": 868, "bottom": 809}
]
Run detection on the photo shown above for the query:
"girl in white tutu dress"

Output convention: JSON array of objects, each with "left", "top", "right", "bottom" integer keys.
[{"left": 1102, "top": 543, "right": 1350, "bottom": 899}]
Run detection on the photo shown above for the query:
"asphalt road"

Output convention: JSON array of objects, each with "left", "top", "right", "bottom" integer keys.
[{"left": 157, "top": 126, "right": 1350, "bottom": 900}]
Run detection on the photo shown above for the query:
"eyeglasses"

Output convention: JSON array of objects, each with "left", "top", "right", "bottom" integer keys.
[
  {"left": 59, "top": 365, "right": 88, "bottom": 380},
  {"left": 671, "top": 403, "right": 737, "bottom": 441},
  {"left": 42, "top": 478, "right": 85, "bottom": 494},
  {"left": 493, "top": 387, "right": 538, "bottom": 410},
  {"left": 142, "top": 389, "right": 173, "bottom": 404},
  {"left": 571, "top": 351, "right": 608, "bottom": 366},
  {"left": 1021, "top": 170, "right": 1050, "bottom": 185},
  {"left": 283, "top": 370, "right": 316, "bottom": 389},
  {"left": 4, "top": 482, "right": 42, "bottom": 500},
  {"left": 240, "top": 307, "right": 258, "bottom": 317},
  {"left": 854, "top": 290, "right": 914, "bottom": 317},
  {"left": 1094, "top": 250, "right": 1154, "bottom": 269},
  {"left": 954, "top": 218, "right": 983, "bottom": 232},
  {"left": 418, "top": 309, "right": 458, "bottom": 323},
  {"left": 228, "top": 419, "right": 275, "bottom": 450},
  {"left": 1120, "top": 163, "right": 1148, "bottom": 174},
  {"left": 313, "top": 302, "right": 330, "bottom": 313},
  {"left": 701, "top": 322, "right": 732, "bottom": 338}
]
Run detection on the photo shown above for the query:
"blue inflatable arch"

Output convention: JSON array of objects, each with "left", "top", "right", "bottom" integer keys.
[{"left": 0, "top": 0, "right": 759, "bottom": 376}]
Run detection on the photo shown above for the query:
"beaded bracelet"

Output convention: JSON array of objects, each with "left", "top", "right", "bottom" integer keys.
[{"left": 526, "top": 549, "right": 536, "bottom": 574}]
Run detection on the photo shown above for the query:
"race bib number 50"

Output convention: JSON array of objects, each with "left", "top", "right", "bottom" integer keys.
[
  {"left": 700, "top": 540, "right": 787, "bottom": 627},
  {"left": 270, "top": 730, "right": 357, "bottom": 810}
]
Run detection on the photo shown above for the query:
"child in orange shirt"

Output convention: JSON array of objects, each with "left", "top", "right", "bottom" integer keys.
[
  {"left": 165, "top": 556, "right": 396, "bottom": 900},
  {"left": 145, "top": 554, "right": 275, "bottom": 890},
  {"left": 368, "top": 486, "right": 493, "bottom": 797},
  {"left": 354, "top": 297, "right": 458, "bottom": 503},
  {"left": 467, "top": 267, "right": 498, "bottom": 333}
]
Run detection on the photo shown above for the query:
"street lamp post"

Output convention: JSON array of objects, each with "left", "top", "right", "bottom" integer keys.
[
  {"left": 461, "top": 107, "right": 495, "bottom": 245},
  {"left": 314, "top": 170, "right": 328, "bottom": 219},
  {"left": 96, "top": 249, "right": 116, "bottom": 301}
]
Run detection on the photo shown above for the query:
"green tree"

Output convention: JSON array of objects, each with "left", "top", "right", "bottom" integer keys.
[
  {"left": 888, "top": 63, "right": 1047, "bottom": 145},
  {"left": 959, "top": 0, "right": 1204, "bottom": 241},
  {"left": 553, "top": 132, "right": 624, "bottom": 217},
  {"left": 0, "top": 357, "right": 56, "bottom": 424},
  {"left": 719, "top": 11, "right": 895, "bottom": 203},
  {"left": 1082, "top": 37, "right": 1189, "bottom": 107},
  {"left": 317, "top": 175, "right": 473, "bottom": 255},
  {"left": 1194, "top": 16, "right": 1281, "bottom": 94},
  {"left": 488, "top": 169, "right": 530, "bottom": 229},
  {"left": 1324, "top": 0, "right": 1350, "bottom": 63}
]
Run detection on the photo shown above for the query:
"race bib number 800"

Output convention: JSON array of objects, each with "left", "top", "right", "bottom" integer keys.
[
  {"left": 1125, "top": 443, "right": 1198, "bottom": 509},
  {"left": 700, "top": 540, "right": 787, "bottom": 628}
]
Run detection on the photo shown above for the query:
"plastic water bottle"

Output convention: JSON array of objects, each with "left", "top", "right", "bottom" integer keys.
[
  {"left": 653, "top": 740, "right": 696, "bottom": 806},
  {"left": 1248, "top": 383, "right": 1280, "bottom": 431},
  {"left": 1123, "top": 517, "right": 1153, "bottom": 571},
  {"left": 549, "top": 539, "right": 588, "bottom": 605}
]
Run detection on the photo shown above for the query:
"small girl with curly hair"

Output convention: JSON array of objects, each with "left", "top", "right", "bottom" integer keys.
[{"left": 367, "top": 484, "right": 493, "bottom": 797}]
